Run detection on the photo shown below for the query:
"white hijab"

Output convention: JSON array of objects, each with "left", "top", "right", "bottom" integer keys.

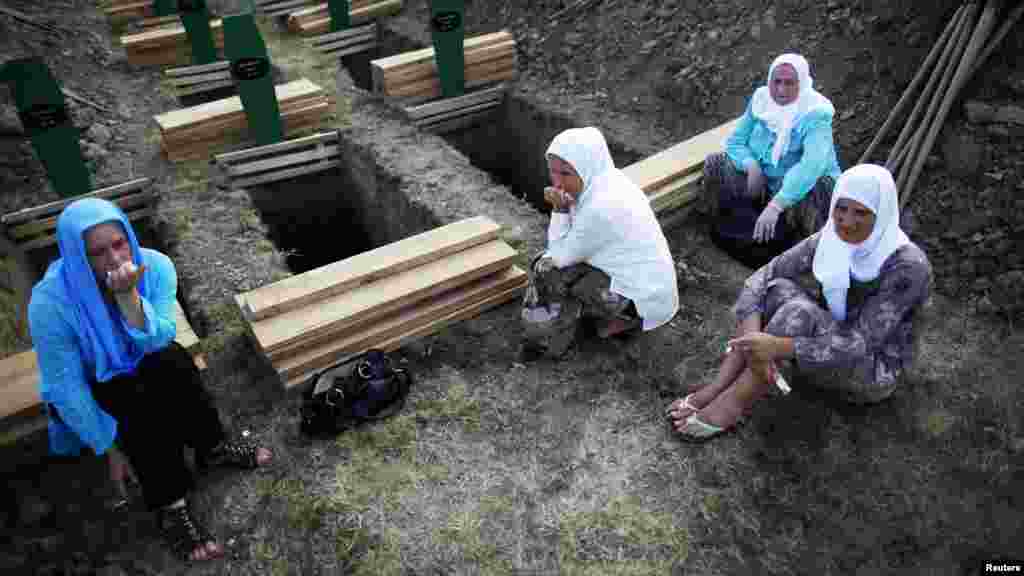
[
  {"left": 545, "top": 126, "right": 617, "bottom": 201},
  {"left": 751, "top": 53, "right": 835, "bottom": 166},
  {"left": 812, "top": 164, "right": 910, "bottom": 321}
]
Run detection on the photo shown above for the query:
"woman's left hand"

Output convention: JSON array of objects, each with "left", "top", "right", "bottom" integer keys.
[{"left": 727, "top": 332, "right": 790, "bottom": 362}]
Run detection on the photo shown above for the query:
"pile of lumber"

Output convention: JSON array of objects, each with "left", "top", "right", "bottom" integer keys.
[
  {"left": 121, "top": 18, "right": 225, "bottom": 67},
  {"left": 622, "top": 118, "right": 740, "bottom": 217},
  {"left": 287, "top": 0, "right": 402, "bottom": 36},
  {"left": 256, "top": 0, "right": 318, "bottom": 17},
  {"left": 371, "top": 30, "right": 517, "bottom": 103},
  {"left": 153, "top": 78, "right": 331, "bottom": 162},
  {"left": 0, "top": 300, "right": 205, "bottom": 424},
  {"left": 235, "top": 216, "right": 527, "bottom": 389},
  {"left": 103, "top": 0, "right": 155, "bottom": 23},
  {"left": 858, "top": 0, "right": 1023, "bottom": 209}
]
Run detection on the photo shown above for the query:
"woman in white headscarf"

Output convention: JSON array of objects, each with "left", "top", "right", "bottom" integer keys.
[
  {"left": 520, "top": 127, "right": 679, "bottom": 358},
  {"left": 668, "top": 165, "right": 931, "bottom": 441},
  {"left": 704, "top": 53, "right": 843, "bottom": 266}
]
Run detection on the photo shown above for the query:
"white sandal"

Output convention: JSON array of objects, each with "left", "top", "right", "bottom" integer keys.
[{"left": 676, "top": 413, "right": 726, "bottom": 443}]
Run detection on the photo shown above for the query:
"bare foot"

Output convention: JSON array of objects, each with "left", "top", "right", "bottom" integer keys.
[
  {"left": 191, "top": 540, "right": 223, "bottom": 562},
  {"left": 672, "top": 382, "right": 752, "bottom": 434},
  {"left": 255, "top": 447, "right": 272, "bottom": 467}
]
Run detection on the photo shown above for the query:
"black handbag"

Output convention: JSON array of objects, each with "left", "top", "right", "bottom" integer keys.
[{"left": 299, "top": 349, "right": 412, "bottom": 436}]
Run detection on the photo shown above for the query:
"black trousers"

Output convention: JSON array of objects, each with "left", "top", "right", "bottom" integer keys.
[{"left": 90, "top": 342, "right": 225, "bottom": 510}]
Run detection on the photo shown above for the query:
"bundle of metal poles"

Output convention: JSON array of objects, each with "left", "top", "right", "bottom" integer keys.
[{"left": 858, "top": 0, "right": 1024, "bottom": 210}]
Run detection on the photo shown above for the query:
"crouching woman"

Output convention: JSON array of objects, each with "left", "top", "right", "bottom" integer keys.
[
  {"left": 520, "top": 127, "right": 679, "bottom": 358},
  {"left": 668, "top": 165, "right": 931, "bottom": 441},
  {"left": 29, "top": 198, "right": 272, "bottom": 562}
]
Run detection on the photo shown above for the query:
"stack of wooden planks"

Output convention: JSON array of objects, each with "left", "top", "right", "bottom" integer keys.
[
  {"left": 121, "top": 19, "right": 225, "bottom": 67},
  {"left": 153, "top": 78, "right": 332, "bottom": 162},
  {"left": 235, "top": 216, "right": 527, "bottom": 390},
  {"left": 256, "top": 0, "right": 318, "bottom": 17},
  {"left": 370, "top": 30, "right": 517, "bottom": 103},
  {"left": 0, "top": 300, "right": 205, "bottom": 423},
  {"left": 287, "top": 0, "right": 403, "bottom": 36},
  {"left": 622, "top": 118, "right": 740, "bottom": 216},
  {"left": 103, "top": 0, "right": 155, "bottom": 23}
]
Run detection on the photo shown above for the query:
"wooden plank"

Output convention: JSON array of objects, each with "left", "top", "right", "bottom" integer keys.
[
  {"left": 284, "top": 278, "right": 524, "bottom": 389},
  {"left": 161, "top": 100, "right": 331, "bottom": 162},
  {"left": 621, "top": 118, "right": 739, "bottom": 194},
  {"left": 155, "top": 79, "right": 322, "bottom": 132},
  {"left": 389, "top": 61, "right": 517, "bottom": 101},
  {"left": 162, "top": 95, "right": 329, "bottom": 143},
  {"left": 319, "top": 40, "right": 377, "bottom": 58},
  {"left": 257, "top": 240, "right": 518, "bottom": 360},
  {"left": 231, "top": 159, "right": 341, "bottom": 189},
  {"left": 164, "top": 60, "right": 231, "bottom": 78},
  {"left": 275, "top": 266, "right": 525, "bottom": 381},
  {"left": 414, "top": 100, "right": 501, "bottom": 128},
  {"left": 19, "top": 207, "right": 156, "bottom": 251},
  {"left": 298, "top": 2, "right": 402, "bottom": 36},
  {"left": 382, "top": 41, "right": 516, "bottom": 90},
  {"left": 1, "top": 178, "right": 151, "bottom": 226},
  {"left": 648, "top": 171, "right": 702, "bottom": 214},
  {"left": 121, "top": 18, "right": 223, "bottom": 47},
  {"left": 310, "top": 22, "right": 376, "bottom": 46},
  {"left": 288, "top": 0, "right": 375, "bottom": 26},
  {"left": 371, "top": 30, "right": 512, "bottom": 72},
  {"left": 8, "top": 191, "right": 154, "bottom": 240},
  {"left": 237, "top": 215, "right": 502, "bottom": 321},
  {"left": 175, "top": 80, "right": 236, "bottom": 98},
  {"left": 215, "top": 130, "right": 339, "bottom": 164},
  {"left": 404, "top": 85, "right": 505, "bottom": 120},
  {"left": 168, "top": 70, "right": 232, "bottom": 87},
  {"left": 0, "top": 300, "right": 204, "bottom": 420},
  {"left": 228, "top": 145, "right": 339, "bottom": 176},
  {"left": 420, "top": 109, "right": 498, "bottom": 135}
]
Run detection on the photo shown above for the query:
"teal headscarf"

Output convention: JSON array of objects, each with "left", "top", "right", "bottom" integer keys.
[{"left": 53, "top": 198, "right": 151, "bottom": 382}]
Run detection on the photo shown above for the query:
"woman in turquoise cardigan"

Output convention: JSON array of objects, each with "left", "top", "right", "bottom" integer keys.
[
  {"left": 29, "top": 198, "right": 272, "bottom": 563},
  {"left": 704, "top": 53, "right": 842, "bottom": 265}
]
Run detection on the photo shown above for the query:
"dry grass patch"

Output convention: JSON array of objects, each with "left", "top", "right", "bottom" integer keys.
[{"left": 558, "top": 495, "right": 688, "bottom": 575}]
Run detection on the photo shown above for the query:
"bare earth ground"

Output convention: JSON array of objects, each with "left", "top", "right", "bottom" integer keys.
[{"left": 1, "top": 1, "right": 1023, "bottom": 575}]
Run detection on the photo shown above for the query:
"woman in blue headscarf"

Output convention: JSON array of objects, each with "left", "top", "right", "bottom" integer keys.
[
  {"left": 704, "top": 53, "right": 843, "bottom": 267},
  {"left": 28, "top": 198, "right": 272, "bottom": 563}
]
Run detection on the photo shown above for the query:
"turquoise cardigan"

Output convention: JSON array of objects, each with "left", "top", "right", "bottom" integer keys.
[{"left": 725, "top": 99, "right": 842, "bottom": 208}]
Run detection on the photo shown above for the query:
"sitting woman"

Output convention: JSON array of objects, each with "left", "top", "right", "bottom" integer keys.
[
  {"left": 520, "top": 127, "right": 679, "bottom": 358},
  {"left": 704, "top": 53, "right": 842, "bottom": 266},
  {"left": 29, "top": 198, "right": 272, "bottom": 562},
  {"left": 668, "top": 164, "right": 931, "bottom": 441}
]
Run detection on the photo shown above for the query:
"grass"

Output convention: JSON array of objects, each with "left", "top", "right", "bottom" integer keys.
[{"left": 559, "top": 496, "right": 688, "bottom": 575}]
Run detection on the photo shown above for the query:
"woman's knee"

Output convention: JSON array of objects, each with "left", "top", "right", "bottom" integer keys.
[{"left": 764, "top": 298, "right": 821, "bottom": 338}]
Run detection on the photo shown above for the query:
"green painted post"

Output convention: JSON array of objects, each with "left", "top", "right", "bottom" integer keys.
[
  {"left": 326, "top": 0, "right": 351, "bottom": 32},
  {"left": 223, "top": 12, "right": 283, "bottom": 146},
  {"left": 152, "top": 0, "right": 178, "bottom": 17},
  {"left": 0, "top": 58, "right": 92, "bottom": 197},
  {"left": 178, "top": 0, "right": 218, "bottom": 65},
  {"left": 430, "top": 0, "right": 465, "bottom": 99}
]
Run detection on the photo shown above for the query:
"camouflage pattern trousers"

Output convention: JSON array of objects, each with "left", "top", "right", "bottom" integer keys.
[
  {"left": 764, "top": 278, "right": 900, "bottom": 404},
  {"left": 520, "top": 254, "right": 637, "bottom": 357}
]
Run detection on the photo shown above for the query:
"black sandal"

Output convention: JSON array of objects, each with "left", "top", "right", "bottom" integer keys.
[
  {"left": 157, "top": 503, "right": 220, "bottom": 562},
  {"left": 199, "top": 439, "right": 263, "bottom": 470}
]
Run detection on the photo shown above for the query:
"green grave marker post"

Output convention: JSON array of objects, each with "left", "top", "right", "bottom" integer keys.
[
  {"left": 153, "top": 0, "right": 178, "bottom": 17},
  {"left": 223, "top": 12, "right": 283, "bottom": 146},
  {"left": 430, "top": 0, "right": 465, "bottom": 99},
  {"left": 326, "top": 0, "right": 351, "bottom": 32},
  {"left": 0, "top": 58, "right": 92, "bottom": 197},
  {"left": 178, "top": 0, "right": 218, "bottom": 65}
]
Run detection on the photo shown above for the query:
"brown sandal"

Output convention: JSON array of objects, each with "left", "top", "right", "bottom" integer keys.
[
  {"left": 157, "top": 503, "right": 221, "bottom": 562},
  {"left": 199, "top": 439, "right": 262, "bottom": 470}
]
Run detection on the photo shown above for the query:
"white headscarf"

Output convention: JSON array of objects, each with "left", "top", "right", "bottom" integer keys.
[
  {"left": 751, "top": 53, "right": 835, "bottom": 166},
  {"left": 545, "top": 126, "right": 616, "bottom": 201},
  {"left": 812, "top": 164, "right": 910, "bottom": 321}
]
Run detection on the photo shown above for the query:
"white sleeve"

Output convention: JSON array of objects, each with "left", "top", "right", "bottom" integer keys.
[{"left": 545, "top": 208, "right": 613, "bottom": 268}]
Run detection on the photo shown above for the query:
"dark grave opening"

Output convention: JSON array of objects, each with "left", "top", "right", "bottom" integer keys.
[
  {"left": 244, "top": 169, "right": 373, "bottom": 275},
  {"left": 339, "top": 28, "right": 425, "bottom": 92},
  {"left": 438, "top": 97, "right": 646, "bottom": 213}
]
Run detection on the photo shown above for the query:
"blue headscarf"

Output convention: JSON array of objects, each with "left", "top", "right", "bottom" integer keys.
[{"left": 53, "top": 198, "right": 152, "bottom": 382}]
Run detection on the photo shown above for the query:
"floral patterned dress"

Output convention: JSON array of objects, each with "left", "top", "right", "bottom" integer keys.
[{"left": 733, "top": 233, "right": 932, "bottom": 403}]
